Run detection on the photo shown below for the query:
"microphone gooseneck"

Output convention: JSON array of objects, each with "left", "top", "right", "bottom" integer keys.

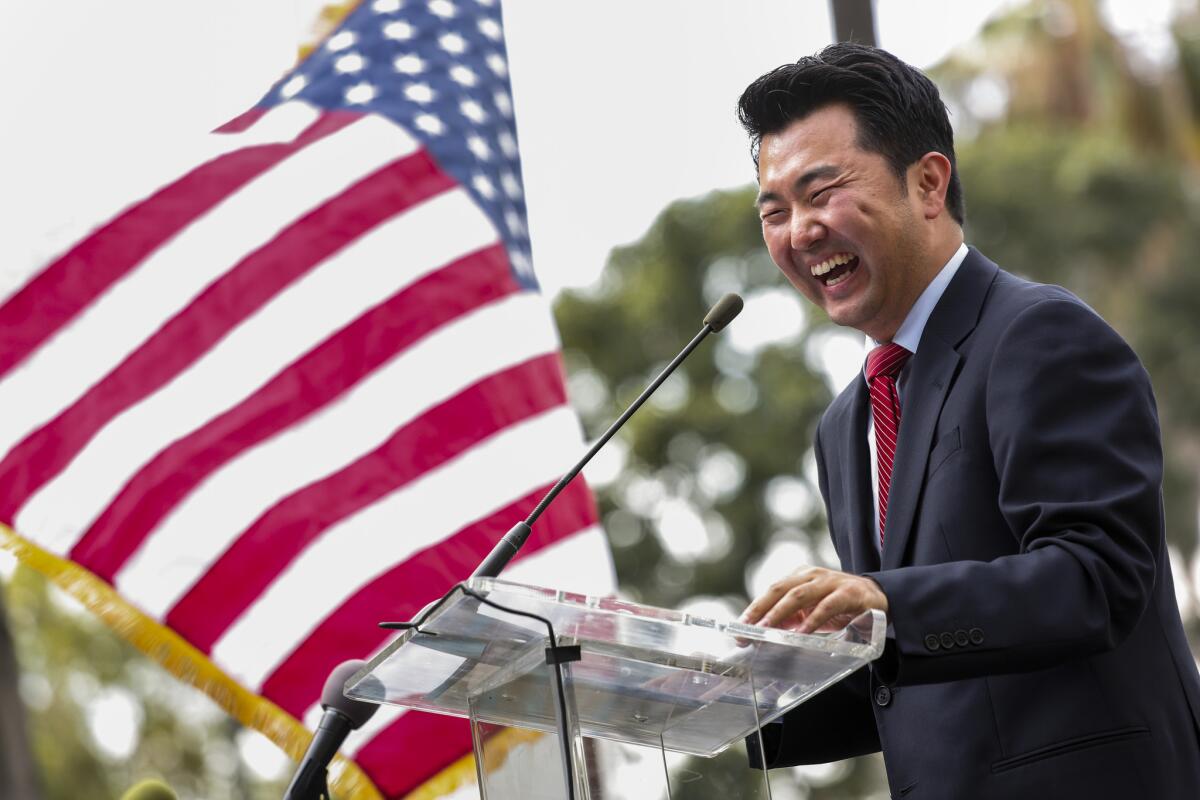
[{"left": 472, "top": 293, "right": 744, "bottom": 579}]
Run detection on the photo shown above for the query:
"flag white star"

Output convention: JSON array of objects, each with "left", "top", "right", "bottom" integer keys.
[
  {"left": 429, "top": 0, "right": 456, "bottom": 18},
  {"left": 384, "top": 21, "right": 416, "bottom": 40},
  {"left": 509, "top": 248, "right": 533, "bottom": 277},
  {"left": 486, "top": 53, "right": 507, "bottom": 77},
  {"left": 493, "top": 90, "right": 513, "bottom": 118},
  {"left": 460, "top": 100, "right": 487, "bottom": 124},
  {"left": 327, "top": 31, "right": 357, "bottom": 51},
  {"left": 467, "top": 136, "right": 491, "bottom": 161},
  {"left": 405, "top": 83, "right": 436, "bottom": 103},
  {"left": 394, "top": 54, "right": 425, "bottom": 74},
  {"left": 372, "top": 0, "right": 402, "bottom": 11},
  {"left": 478, "top": 18, "right": 502, "bottom": 40},
  {"left": 472, "top": 174, "right": 496, "bottom": 199},
  {"left": 415, "top": 113, "right": 445, "bottom": 135},
  {"left": 498, "top": 130, "right": 518, "bottom": 158},
  {"left": 345, "top": 83, "right": 377, "bottom": 104},
  {"left": 279, "top": 75, "right": 307, "bottom": 99},
  {"left": 449, "top": 65, "right": 477, "bottom": 87},
  {"left": 504, "top": 208, "right": 525, "bottom": 237},
  {"left": 439, "top": 33, "right": 467, "bottom": 54},
  {"left": 501, "top": 172, "right": 522, "bottom": 199},
  {"left": 335, "top": 53, "right": 366, "bottom": 74}
]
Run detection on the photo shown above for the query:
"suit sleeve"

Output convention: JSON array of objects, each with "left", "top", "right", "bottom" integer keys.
[
  {"left": 753, "top": 426, "right": 881, "bottom": 766},
  {"left": 866, "top": 297, "right": 1161, "bottom": 685}
]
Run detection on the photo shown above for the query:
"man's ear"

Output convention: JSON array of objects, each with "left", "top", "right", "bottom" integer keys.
[{"left": 911, "top": 152, "right": 953, "bottom": 220}]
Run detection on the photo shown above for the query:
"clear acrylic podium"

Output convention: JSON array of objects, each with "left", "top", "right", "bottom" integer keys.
[{"left": 345, "top": 578, "right": 886, "bottom": 799}]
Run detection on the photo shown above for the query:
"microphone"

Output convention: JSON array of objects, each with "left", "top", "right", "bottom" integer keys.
[
  {"left": 473, "top": 292, "right": 744, "bottom": 579},
  {"left": 283, "top": 660, "right": 380, "bottom": 800},
  {"left": 119, "top": 780, "right": 177, "bottom": 800}
]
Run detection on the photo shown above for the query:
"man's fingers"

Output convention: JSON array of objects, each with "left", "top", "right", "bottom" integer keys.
[
  {"left": 756, "top": 583, "right": 812, "bottom": 628},
  {"left": 740, "top": 570, "right": 886, "bottom": 634},
  {"left": 795, "top": 577, "right": 887, "bottom": 634},
  {"left": 739, "top": 569, "right": 819, "bottom": 624},
  {"left": 795, "top": 592, "right": 848, "bottom": 634}
]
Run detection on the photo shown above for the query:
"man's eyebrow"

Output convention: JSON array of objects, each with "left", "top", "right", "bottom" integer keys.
[{"left": 755, "top": 164, "right": 841, "bottom": 208}]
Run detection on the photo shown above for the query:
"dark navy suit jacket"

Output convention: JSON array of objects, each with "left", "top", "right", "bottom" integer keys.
[{"left": 757, "top": 249, "right": 1200, "bottom": 798}]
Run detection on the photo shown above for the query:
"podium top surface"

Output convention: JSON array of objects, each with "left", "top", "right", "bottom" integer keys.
[{"left": 346, "top": 578, "right": 886, "bottom": 757}]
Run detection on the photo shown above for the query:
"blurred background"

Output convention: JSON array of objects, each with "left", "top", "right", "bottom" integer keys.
[{"left": 2, "top": 0, "right": 1199, "bottom": 797}]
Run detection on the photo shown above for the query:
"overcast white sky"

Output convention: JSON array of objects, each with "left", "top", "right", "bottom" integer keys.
[{"left": 0, "top": 1, "right": 1031, "bottom": 301}]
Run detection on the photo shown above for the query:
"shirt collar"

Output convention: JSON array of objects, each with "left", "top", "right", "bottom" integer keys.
[{"left": 869, "top": 241, "right": 969, "bottom": 355}]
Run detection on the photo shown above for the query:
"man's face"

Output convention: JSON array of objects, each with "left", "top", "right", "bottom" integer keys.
[{"left": 756, "top": 104, "right": 928, "bottom": 341}]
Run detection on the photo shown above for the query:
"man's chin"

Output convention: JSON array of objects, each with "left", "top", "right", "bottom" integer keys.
[{"left": 826, "top": 304, "right": 870, "bottom": 333}]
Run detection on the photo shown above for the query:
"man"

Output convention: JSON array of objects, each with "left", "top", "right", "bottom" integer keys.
[{"left": 736, "top": 44, "right": 1200, "bottom": 798}]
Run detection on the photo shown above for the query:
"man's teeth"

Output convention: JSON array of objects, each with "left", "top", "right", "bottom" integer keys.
[
  {"left": 825, "top": 269, "right": 853, "bottom": 287},
  {"left": 810, "top": 253, "right": 855, "bottom": 277}
]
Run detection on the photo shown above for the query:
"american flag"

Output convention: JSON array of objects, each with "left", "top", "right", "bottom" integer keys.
[{"left": 0, "top": 0, "right": 614, "bottom": 796}]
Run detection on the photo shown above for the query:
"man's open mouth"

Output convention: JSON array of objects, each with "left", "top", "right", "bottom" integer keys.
[{"left": 811, "top": 253, "right": 860, "bottom": 287}]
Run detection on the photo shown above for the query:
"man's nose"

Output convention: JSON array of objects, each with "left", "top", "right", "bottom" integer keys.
[{"left": 790, "top": 212, "right": 825, "bottom": 251}]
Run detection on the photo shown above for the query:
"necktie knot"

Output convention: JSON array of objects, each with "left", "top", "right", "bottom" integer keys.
[{"left": 866, "top": 343, "right": 911, "bottom": 383}]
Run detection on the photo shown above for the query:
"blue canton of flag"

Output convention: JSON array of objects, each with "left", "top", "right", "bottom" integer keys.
[{"left": 267, "top": 0, "right": 536, "bottom": 287}]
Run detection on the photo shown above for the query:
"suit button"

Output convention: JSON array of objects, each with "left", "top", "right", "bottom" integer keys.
[
  {"left": 874, "top": 686, "right": 892, "bottom": 707},
  {"left": 969, "top": 628, "right": 985, "bottom": 645},
  {"left": 954, "top": 629, "right": 969, "bottom": 647},
  {"left": 940, "top": 632, "right": 956, "bottom": 650},
  {"left": 924, "top": 634, "right": 940, "bottom": 652}
]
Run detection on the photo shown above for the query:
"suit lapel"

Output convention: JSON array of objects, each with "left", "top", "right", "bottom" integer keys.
[
  {"left": 837, "top": 376, "right": 880, "bottom": 573},
  {"left": 880, "top": 249, "right": 999, "bottom": 570},
  {"left": 880, "top": 338, "right": 959, "bottom": 568}
]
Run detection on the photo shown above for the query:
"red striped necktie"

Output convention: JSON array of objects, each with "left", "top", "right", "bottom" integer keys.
[{"left": 867, "top": 342, "right": 912, "bottom": 548}]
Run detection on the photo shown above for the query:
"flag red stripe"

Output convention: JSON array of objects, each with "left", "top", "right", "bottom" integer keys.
[
  {"left": 0, "top": 111, "right": 359, "bottom": 383},
  {"left": 68, "top": 243, "right": 511, "bottom": 581},
  {"left": 164, "top": 352, "right": 571, "bottom": 654},
  {"left": 0, "top": 149, "right": 454, "bottom": 528},
  {"left": 257, "top": 477, "right": 597, "bottom": 716},
  {"left": 356, "top": 713, "right": 473, "bottom": 798},
  {"left": 214, "top": 107, "right": 268, "bottom": 134}
]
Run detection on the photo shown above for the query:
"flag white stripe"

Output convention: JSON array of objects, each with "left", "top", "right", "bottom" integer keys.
[
  {"left": 16, "top": 186, "right": 496, "bottom": 555},
  {"left": 0, "top": 114, "right": 417, "bottom": 470},
  {"left": 0, "top": 102, "right": 323, "bottom": 310},
  {"left": 213, "top": 406, "right": 586, "bottom": 688},
  {"left": 117, "top": 291, "right": 560, "bottom": 618}
]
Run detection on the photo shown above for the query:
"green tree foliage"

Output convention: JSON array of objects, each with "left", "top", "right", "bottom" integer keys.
[
  {"left": 3, "top": 564, "right": 287, "bottom": 799},
  {"left": 938, "top": 0, "right": 1200, "bottom": 566}
]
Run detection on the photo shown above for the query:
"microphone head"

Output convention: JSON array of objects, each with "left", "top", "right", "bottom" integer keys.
[
  {"left": 119, "top": 780, "right": 177, "bottom": 800},
  {"left": 320, "top": 659, "right": 380, "bottom": 729},
  {"left": 703, "top": 293, "right": 744, "bottom": 332}
]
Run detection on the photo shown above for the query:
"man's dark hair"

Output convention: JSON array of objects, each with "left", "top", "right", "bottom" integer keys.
[{"left": 737, "top": 43, "right": 965, "bottom": 224}]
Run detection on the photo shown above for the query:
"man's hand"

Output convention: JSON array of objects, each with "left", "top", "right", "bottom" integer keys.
[{"left": 739, "top": 566, "right": 889, "bottom": 635}]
